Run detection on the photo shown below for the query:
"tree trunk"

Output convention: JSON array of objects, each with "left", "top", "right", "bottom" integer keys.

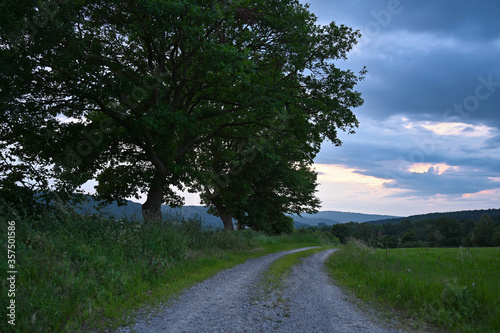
[
  {"left": 205, "top": 187, "right": 235, "bottom": 231},
  {"left": 220, "top": 211, "right": 235, "bottom": 231},
  {"left": 142, "top": 173, "right": 164, "bottom": 223}
]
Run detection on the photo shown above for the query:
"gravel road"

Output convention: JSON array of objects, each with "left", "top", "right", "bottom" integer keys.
[
  {"left": 117, "top": 248, "right": 403, "bottom": 333},
  {"left": 270, "top": 249, "right": 402, "bottom": 333}
]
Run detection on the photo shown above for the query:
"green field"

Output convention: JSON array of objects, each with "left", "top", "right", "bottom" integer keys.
[
  {"left": 0, "top": 213, "right": 335, "bottom": 333},
  {"left": 326, "top": 240, "right": 500, "bottom": 332}
]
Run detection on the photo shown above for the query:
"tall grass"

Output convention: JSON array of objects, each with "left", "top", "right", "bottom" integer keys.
[
  {"left": 0, "top": 209, "right": 332, "bottom": 333},
  {"left": 326, "top": 240, "right": 500, "bottom": 332}
]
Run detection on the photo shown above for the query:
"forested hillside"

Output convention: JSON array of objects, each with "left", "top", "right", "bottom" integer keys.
[
  {"left": 331, "top": 210, "right": 500, "bottom": 248},
  {"left": 368, "top": 209, "right": 500, "bottom": 225},
  {"left": 291, "top": 211, "right": 400, "bottom": 225}
]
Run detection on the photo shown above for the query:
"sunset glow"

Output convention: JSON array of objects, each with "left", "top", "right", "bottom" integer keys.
[
  {"left": 314, "top": 164, "right": 387, "bottom": 187},
  {"left": 408, "top": 163, "right": 456, "bottom": 175}
]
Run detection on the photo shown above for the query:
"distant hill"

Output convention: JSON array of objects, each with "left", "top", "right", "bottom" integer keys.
[
  {"left": 367, "top": 208, "right": 500, "bottom": 225},
  {"left": 74, "top": 197, "right": 225, "bottom": 228},
  {"left": 289, "top": 211, "right": 400, "bottom": 226},
  {"left": 74, "top": 197, "right": 144, "bottom": 220},
  {"left": 290, "top": 216, "right": 341, "bottom": 226},
  {"left": 74, "top": 197, "right": 400, "bottom": 229},
  {"left": 162, "top": 205, "right": 224, "bottom": 228}
]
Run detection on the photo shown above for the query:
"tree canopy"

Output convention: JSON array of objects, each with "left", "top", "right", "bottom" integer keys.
[{"left": 1, "top": 0, "right": 365, "bottom": 228}]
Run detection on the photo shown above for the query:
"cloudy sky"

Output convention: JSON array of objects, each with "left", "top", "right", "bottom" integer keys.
[{"left": 304, "top": 0, "right": 500, "bottom": 216}]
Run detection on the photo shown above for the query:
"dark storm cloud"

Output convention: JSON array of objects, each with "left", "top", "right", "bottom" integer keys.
[
  {"left": 356, "top": 50, "right": 500, "bottom": 121},
  {"left": 308, "top": 0, "right": 500, "bottom": 127},
  {"left": 397, "top": 0, "right": 500, "bottom": 41},
  {"left": 382, "top": 168, "right": 500, "bottom": 197},
  {"left": 484, "top": 134, "right": 500, "bottom": 149},
  {"left": 310, "top": 0, "right": 500, "bottom": 42}
]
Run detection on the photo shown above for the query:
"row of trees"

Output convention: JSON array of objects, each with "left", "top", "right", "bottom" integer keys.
[
  {"left": 0, "top": 0, "right": 365, "bottom": 232},
  {"left": 331, "top": 214, "right": 500, "bottom": 248}
]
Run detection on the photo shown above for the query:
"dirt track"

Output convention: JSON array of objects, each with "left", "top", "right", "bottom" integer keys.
[{"left": 117, "top": 248, "right": 403, "bottom": 333}]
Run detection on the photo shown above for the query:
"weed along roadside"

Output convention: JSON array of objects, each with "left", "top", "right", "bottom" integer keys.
[
  {"left": 325, "top": 240, "right": 500, "bottom": 332},
  {"left": 0, "top": 212, "right": 335, "bottom": 333}
]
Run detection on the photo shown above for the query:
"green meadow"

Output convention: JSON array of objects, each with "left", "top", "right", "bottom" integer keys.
[{"left": 326, "top": 240, "right": 500, "bottom": 332}]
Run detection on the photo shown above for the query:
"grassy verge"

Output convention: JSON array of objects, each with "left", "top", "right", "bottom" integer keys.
[
  {"left": 325, "top": 240, "right": 500, "bottom": 333},
  {"left": 0, "top": 211, "right": 335, "bottom": 333}
]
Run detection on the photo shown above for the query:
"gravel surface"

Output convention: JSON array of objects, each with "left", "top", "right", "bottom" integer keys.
[
  {"left": 116, "top": 248, "right": 404, "bottom": 333},
  {"left": 270, "top": 249, "right": 403, "bottom": 333}
]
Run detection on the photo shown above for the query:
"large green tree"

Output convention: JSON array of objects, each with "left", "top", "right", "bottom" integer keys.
[
  {"left": 331, "top": 223, "right": 350, "bottom": 244},
  {"left": 232, "top": 155, "right": 321, "bottom": 234},
  {"left": 194, "top": 111, "right": 322, "bottom": 231},
  {"left": 1, "top": 0, "right": 364, "bottom": 222},
  {"left": 472, "top": 214, "right": 495, "bottom": 247}
]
